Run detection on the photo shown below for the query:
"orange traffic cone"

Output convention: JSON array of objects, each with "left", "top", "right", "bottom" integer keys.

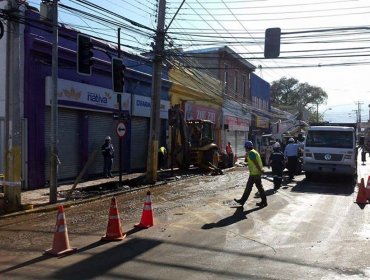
[
  {"left": 366, "top": 176, "right": 370, "bottom": 202},
  {"left": 134, "top": 191, "right": 154, "bottom": 228},
  {"left": 44, "top": 205, "right": 77, "bottom": 256},
  {"left": 356, "top": 178, "right": 368, "bottom": 204},
  {"left": 101, "top": 197, "right": 126, "bottom": 241}
]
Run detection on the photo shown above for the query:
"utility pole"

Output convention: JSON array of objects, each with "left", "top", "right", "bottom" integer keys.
[
  {"left": 146, "top": 0, "right": 166, "bottom": 183},
  {"left": 49, "top": 0, "right": 59, "bottom": 203},
  {"left": 355, "top": 101, "right": 363, "bottom": 134},
  {"left": 4, "top": 0, "right": 24, "bottom": 212}
]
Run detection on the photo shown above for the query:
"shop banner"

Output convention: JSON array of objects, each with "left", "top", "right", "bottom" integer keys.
[
  {"left": 184, "top": 102, "right": 220, "bottom": 125},
  {"left": 256, "top": 116, "right": 269, "bottom": 128},
  {"left": 45, "top": 76, "right": 131, "bottom": 113},
  {"left": 224, "top": 115, "right": 249, "bottom": 131},
  {"left": 131, "top": 94, "right": 170, "bottom": 119}
]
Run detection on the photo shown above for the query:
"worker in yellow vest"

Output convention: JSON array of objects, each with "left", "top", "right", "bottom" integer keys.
[{"left": 234, "top": 140, "right": 267, "bottom": 208}]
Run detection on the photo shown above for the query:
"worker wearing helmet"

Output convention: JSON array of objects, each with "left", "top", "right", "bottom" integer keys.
[
  {"left": 101, "top": 136, "right": 114, "bottom": 178},
  {"left": 284, "top": 137, "right": 299, "bottom": 180},
  {"left": 269, "top": 142, "right": 285, "bottom": 190},
  {"left": 234, "top": 140, "right": 267, "bottom": 208}
]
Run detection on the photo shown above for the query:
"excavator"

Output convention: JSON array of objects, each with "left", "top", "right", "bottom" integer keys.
[{"left": 168, "top": 105, "right": 223, "bottom": 175}]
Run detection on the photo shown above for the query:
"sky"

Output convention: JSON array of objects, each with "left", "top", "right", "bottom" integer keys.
[{"left": 29, "top": 0, "right": 370, "bottom": 123}]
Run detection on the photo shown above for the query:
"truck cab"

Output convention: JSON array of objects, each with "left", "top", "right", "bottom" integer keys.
[{"left": 303, "top": 125, "right": 357, "bottom": 180}]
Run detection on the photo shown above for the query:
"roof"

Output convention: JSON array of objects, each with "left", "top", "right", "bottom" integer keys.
[{"left": 186, "top": 46, "right": 256, "bottom": 71}]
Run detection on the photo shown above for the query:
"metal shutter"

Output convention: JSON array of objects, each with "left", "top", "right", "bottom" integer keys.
[
  {"left": 44, "top": 108, "right": 80, "bottom": 181},
  {"left": 130, "top": 117, "right": 149, "bottom": 170},
  {"left": 87, "top": 112, "right": 117, "bottom": 176},
  {"left": 236, "top": 131, "right": 248, "bottom": 159}
]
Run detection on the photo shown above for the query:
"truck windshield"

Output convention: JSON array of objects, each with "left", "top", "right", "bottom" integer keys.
[{"left": 306, "top": 130, "right": 353, "bottom": 148}]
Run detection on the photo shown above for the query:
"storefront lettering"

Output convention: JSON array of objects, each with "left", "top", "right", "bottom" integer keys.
[
  {"left": 136, "top": 100, "right": 151, "bottom": 108},
  {"left": 87, "top": 92, "right": 108, "bottom": 104}
]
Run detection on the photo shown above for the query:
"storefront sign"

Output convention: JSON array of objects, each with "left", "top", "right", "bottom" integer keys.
[
  {"left": 184, "top": 102, "right": 220, "bottom": 125},
  {"left": 224, "top": 115, "right": 249, "bottom": 131},
  {"left": 131, "top": 94, "right": 170, "bottom": 119},
  {"left": 45, "top": 77, "right": 131, "bottom": 113},
  {"left": 256, "top": 116, "right": 269, "bottom": 128}
]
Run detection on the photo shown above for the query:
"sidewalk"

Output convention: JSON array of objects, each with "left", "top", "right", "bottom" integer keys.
[{"left": 1, "top": 172, "right": 147, "bottom": 217}]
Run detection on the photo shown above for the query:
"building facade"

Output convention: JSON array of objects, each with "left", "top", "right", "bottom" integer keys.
[{"left": 2, "top": 6, "right": 171, "bottom": 189}]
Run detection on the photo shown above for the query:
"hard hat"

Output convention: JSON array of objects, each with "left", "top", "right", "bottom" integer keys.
[
  {"left": 105, "top": 136, "right": 111, "bottom": 141},
  {"left": 288, "top": 138, "right": 295, "bottom": 143},
  {"left": 273, "top": 142, "right": 280, "bottom": 148},
  {"left": 244, "top": 140, "right": 253, "bottom": 149}
]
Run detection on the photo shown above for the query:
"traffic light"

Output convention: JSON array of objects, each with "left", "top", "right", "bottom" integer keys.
[
  {"left": 112, "top": 58, "right": 125, "bottom": 92},
  {"left": 264, "top": 28, "right": 281, "bottom": 59},
  {"left": 77, "top": 34, "right": 93, "bottom": 75}
]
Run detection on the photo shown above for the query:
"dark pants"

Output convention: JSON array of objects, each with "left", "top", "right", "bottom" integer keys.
[
  {"left": 287, "top": 156, "right": 298, "bottom": 179},
  {"left": 227, "top": 153, "right": 234, "bottom": 167},
  {"left": 103, "top": 156, "right": 113, "bottom": 176},
  {"left": 158, "top": 152, "right": 165, "bottom": 169},
  {"left": 239, "top": 175, "right": 267, "bottom": 205},
  {"left": 272, "top": 166, "right": 283, "bottom": 189}
]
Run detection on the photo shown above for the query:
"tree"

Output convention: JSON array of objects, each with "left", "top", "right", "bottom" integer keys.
[{"left": 270, "top": 77, "right": 328, "bottom": 118}]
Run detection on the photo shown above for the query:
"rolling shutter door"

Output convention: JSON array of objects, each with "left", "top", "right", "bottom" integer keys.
[
  {"left": 236, "top": 131, "right": 248, "bottom": 159},
  {"left": 130, "top": 117, "right": 149, "bottom": 170},
  {"left": 87, "top": 112, "right": 118, "bottom": 175},
  {"left": 44, "top": 108, "right": 80, "bottom": 181}
]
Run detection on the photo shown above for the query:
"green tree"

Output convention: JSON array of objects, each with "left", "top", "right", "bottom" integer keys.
[{"left": 270, "top": 77, "right": 328, "bottom": 119}]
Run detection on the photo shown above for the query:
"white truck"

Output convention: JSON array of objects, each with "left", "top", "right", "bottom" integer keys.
[{"left": 303, "top": 125, "right": 357, "bottom": 180}]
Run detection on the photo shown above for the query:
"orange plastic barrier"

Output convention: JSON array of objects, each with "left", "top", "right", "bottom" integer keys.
[
  {"left": 135, "top": 191, "right": 154, "bottom": 229},
  {"left": 44, "top": 205, "right": 77, "bottom": 256},
  {"left": 101, "top": 197, "right": 126, "bottom": 241}
]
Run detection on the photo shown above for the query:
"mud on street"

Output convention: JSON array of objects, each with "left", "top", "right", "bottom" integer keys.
[{"left": 0, "top": 167, "right": 369, "bottom": 279}]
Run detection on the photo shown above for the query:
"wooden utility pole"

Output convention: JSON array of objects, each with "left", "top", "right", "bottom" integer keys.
[{"left": 146, "top": 0, "right": 166, "bottom": 183}]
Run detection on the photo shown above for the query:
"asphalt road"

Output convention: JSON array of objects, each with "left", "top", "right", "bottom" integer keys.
[{"left": 0, "top": 165, "right": 369, "bottom": 280}]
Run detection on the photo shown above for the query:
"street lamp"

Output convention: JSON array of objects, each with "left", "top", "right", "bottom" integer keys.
[
  {"left": 322, "top": 108, "right": 332, "bottom": 121},
  {"left": 316, "top": 106, "right": 332, "bottom": 122}
]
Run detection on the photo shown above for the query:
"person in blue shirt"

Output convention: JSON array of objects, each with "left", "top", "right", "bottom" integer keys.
[
  {"left": 269, "top": 142, "right": 285, "bottom": 190},
  {"left": 284, "top": 138, "right": 299, "bottom": 180}
]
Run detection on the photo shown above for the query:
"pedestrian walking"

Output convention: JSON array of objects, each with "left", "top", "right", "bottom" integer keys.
[
  {"left": 226, "top": 141, "right": 234, "bottom": 167},
  {"left": 284, "top": 137, "right": 299, "bottom": 180},
  {"left": 234, "top": 140, "right": 267, "bottom": 208},
  {"left": 269, "top": 142, "right": 285, "bottom": 190},
  {"left": 101, "top": 136, "right": 114, "bottom": 178}
]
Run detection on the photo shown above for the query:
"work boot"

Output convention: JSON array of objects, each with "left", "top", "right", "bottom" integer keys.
[{"left": 256, "top": 201, "right": 268, "bottom": 208}]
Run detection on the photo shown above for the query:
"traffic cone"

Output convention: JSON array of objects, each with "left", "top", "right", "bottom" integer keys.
[
  {"left": 366, "top": 176, "right": 370, "bottom": 202},
  {"left": 356, "top": 178, "right": 368, "bottom": 204},
  {"left": 44, "top": 205, "right": 77, "bottom": 256},
  {"left": 134, "top": 191, "right": 154, "bottom": 228},
  {"left": 101, "top": 197, "right": 126, "bottom": 241}
]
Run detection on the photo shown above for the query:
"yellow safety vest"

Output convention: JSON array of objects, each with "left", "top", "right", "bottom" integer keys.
[{"left": 246, "top": 149, "right": 263, "bottom": 176}]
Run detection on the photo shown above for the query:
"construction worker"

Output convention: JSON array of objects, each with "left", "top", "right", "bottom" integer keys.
[
  {"left": 284, "top": 137, "right": 299, "bottom": 180},
  {"left": 226, "top": 141, "right": 234, "bottom": 167},
  {"left": 101, "top": 136, "right": 114, "bottom": 178},
  {"left": 234, "top": 140, "right": 267, "bottom": 208},
  {"left": 158, "top": 146, "right": 167, "bottom": 170},
  {"left": 269, "top": 142, "right": 285, "bottom": 190}
]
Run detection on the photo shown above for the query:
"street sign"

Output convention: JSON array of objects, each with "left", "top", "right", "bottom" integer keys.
[{"left": 116, "top": 121, "right": 127, "bottom": 138}]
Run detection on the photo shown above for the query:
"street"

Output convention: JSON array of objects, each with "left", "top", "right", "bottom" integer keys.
[{"left": 0, "top": 165, "right": 369, "bottom": 279}]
